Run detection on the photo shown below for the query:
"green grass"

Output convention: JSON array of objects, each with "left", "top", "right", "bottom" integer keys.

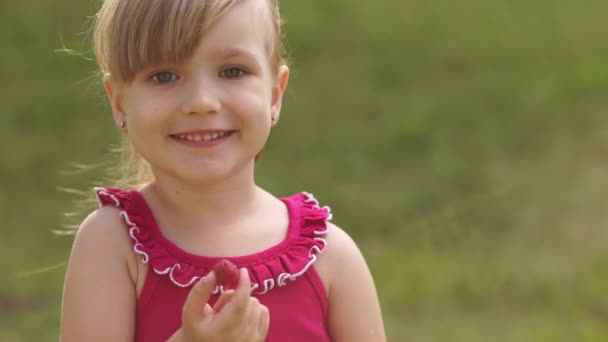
[{"left": 3, "top": 0, "right": 608, "bottom": 340}]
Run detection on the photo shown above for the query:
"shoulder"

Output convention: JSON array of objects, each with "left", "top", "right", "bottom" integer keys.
[
  {"left": 315, "top": 222, "right": 367, "bottom": 295},
  {"left": 79, "top": 187, "right": 141, "bottom": 258},
  {"left": 71, "top": 206, "right": 138, "bottom": 280},
  {"left": 76, "top": 206, "right": 130, "bottom": 250}
]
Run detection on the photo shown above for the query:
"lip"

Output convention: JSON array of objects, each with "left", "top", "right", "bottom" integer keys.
[
  {"left": 171, "top": 129, "right": 235, "bottom": 135},
  {"left": 169, "top": 129, "right": 237, "bottom": 148}
]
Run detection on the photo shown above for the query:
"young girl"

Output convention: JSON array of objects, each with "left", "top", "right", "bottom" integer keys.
[{"left": 60, "top": 0, "right": 386, "bottom": 341}]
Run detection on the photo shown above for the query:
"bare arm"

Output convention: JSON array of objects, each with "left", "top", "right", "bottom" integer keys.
[
  {"left": 60, "top": 207, "right": 138, "bottom": 341},
  {"left": 322, "top": 223, "right": 386, "bottom": 342}
]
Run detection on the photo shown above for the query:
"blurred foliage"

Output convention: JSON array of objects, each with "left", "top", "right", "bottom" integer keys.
[{"left": 2, "top": 0, "right": 608, "bottom": 341}]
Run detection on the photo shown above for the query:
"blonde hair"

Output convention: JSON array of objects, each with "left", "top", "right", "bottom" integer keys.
[{"left": 93, "top": 0, "right": 288, "bottom": 188}]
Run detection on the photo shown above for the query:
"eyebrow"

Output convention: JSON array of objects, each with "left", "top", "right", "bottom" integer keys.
[{"left": 217, "top": 47, "right": 261, "bottom": 61}]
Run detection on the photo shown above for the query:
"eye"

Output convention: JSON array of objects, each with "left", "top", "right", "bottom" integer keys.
[
  {"left": 151, "top": 71, "right": 178, "bottom": 83},
  {"left": 221, "top": 67, "right": 246, "bottom": 79}
]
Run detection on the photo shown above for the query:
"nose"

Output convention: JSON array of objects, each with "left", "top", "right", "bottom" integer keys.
[{"left": 180, "top": 76, "right": 221, "bottom": 115}]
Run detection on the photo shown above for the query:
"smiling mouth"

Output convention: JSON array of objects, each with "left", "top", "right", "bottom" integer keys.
[{"left": 170, "top": 130, "right": 237, "bottom": 142}]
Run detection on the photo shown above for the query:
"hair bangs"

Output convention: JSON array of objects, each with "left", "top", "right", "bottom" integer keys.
[{"left": 95, "top": 0, "right": 236, "bottom": 83}]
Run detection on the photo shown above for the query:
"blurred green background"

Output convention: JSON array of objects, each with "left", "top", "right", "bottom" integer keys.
[{"left": 2, "top": 0, "right": 608, "bottom": 341}]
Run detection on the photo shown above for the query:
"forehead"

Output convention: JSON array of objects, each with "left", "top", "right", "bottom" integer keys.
[{"left": 197, "top": 0, "right": 273, "bottom": 59}]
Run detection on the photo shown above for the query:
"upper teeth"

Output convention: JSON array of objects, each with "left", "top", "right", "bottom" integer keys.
[{"left": 177, "top": 131, "right": 228, "bottom": 141}]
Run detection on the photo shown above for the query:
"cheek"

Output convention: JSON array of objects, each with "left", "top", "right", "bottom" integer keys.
[
  {"left": 125, "top": 95, "right": 173, "bottom": 126},
  {"left": 228, "top": 86, "right": 271, "bottom": 118}
]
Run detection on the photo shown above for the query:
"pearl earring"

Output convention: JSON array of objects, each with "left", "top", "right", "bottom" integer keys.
[{"left": 119, "top": 121, "right": 126, "bottom": 128}]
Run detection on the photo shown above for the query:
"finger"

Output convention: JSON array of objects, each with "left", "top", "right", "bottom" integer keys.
[
  {"left": 216, "top": 268, "right": 251, "bottom": 324},
  {"left": 257, "top": 304, "right": 270, "bottom": 339},
  {"left": 226, "top": 268, "right": 252, "bottom": 313},
  {"left": 212, "top": 289, "right": 235, "bottom": 312},
  {"left": 182, "top": 272, "right": 217, "bottom": 324}
]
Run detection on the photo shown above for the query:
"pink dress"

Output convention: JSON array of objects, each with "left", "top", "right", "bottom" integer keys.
[{"left": 95, "top": 187, "right": 332, "bottom": 342}]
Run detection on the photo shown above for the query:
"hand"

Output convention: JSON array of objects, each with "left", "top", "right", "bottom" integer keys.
[{"left": 170, "top": 269, "right": 269, "bottom": 342}]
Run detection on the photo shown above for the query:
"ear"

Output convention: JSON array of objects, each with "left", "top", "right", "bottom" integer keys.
[
  {"left": 270, "top": 65, "right": 289, "bottom": 127},
  {"left": 103, "top": 73, "right": 128, "bottom": 132}
]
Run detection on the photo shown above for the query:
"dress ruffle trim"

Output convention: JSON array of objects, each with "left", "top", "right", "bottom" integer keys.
[{"left": 94, "top": 187, "right": 331, "bottom": 294}]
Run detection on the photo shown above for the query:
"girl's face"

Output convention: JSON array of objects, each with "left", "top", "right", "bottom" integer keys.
[{"left": 106, "top": 0, "right": 289, "bottom": 185}]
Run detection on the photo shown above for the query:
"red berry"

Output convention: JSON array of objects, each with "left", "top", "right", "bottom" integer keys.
[{"left": 213, "top": 259, "right": 240, "bottom": 289}]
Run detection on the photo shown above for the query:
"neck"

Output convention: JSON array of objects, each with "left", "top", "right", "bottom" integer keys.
[{"left": 143, "top": 163, "right": 262, "bottom": 230}]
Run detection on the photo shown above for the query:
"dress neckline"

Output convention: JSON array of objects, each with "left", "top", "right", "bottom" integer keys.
[
  {"left": 95, "top": 187, "right": 331, "bottom": 292},
  {"left": 130, "top": 189, "right": 302, "bottom": 267}
]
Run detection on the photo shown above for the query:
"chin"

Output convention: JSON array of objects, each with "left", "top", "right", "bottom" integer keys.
[
  {"left": 158, "top": 156, "right": 255, "bottom": 186},
  {"left": 175, "top": 164, "right": 243, "bottom": 185},
  {"left": 180, "top": 169, "right": 228, "bottom": 183}
]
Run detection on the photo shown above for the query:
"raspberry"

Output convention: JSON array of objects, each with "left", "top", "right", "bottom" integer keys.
[{"left": 213, "top": 259, "right": 240, "bottom": 289}]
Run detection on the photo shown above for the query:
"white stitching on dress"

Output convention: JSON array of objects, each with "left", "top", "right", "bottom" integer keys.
[
  {"left": 133, "top": 243, "right": 149, "bottom": 263},
  {"left": 168, "top": 264, "right": 201, "bottom": 288},
  {"left": 154, "top": 267, "right": 172, "bottom": 275},
  {"left": 258, "top": 278, "right": 276, "bottom": 294},
  {"left": 120, "top": 211, "right": 137, "bottom": 227}
]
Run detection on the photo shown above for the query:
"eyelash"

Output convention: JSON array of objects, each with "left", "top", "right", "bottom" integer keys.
[
  {"left": 149, "top": 66, "right": 248, "bottom": 84},
  {"left": 221, "top": 66, "right": 248, "bottom": 79},
  {"left": 150, "top": 71, "right": 179, "bottom": 83}
]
